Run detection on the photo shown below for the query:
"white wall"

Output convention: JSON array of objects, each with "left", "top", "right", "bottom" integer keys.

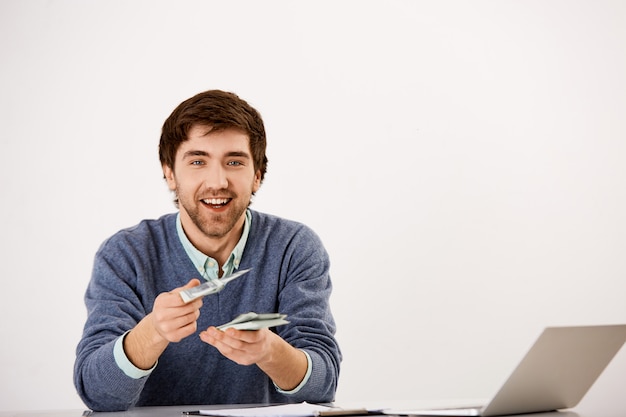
[{"left": 1, "top": 0, "right": 625, "bottom": 412}]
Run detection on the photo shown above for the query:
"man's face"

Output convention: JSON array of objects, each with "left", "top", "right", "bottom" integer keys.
[{"left": 163, "top": 125, "right": 261, "bottom": 246}]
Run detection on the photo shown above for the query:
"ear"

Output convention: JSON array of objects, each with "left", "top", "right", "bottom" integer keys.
[
  {"left": 162, "top": 164, "right": 177, "bottom": 191},
  {"left": 252, "top": 170, "right": 262, "bottom": 193}
]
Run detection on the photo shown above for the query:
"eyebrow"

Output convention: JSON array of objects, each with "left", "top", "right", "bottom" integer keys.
[
  {"left": 182, "top": 150, "right": 209, "bottom": 159},
  {"left": 225, "top": 151, "right": 252, "bottom": 159},
  {"left": 182, "top": 150, "right": 251, "bottom": 159}
]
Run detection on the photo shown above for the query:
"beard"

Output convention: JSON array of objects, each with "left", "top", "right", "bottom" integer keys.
[{"left": 179, "top": 190, "right": 251, "bottom": 240}]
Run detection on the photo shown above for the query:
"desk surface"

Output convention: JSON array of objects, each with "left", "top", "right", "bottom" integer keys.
[
  {"left": 0, "top": 408, "right": 576, "bottom": 417},
  {"left": 0, "top": 403, "right": 622, "bottom": 417}
]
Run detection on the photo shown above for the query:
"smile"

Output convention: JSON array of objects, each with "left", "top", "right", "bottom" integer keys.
[{"left": 202, "top": 198, "right": 231, "bottom": 208}]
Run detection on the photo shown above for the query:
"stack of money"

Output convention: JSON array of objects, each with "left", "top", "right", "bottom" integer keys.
[
  {"left": 217, "top": 312, "right": 289, "bottom": 331},
  {"left": 179, "top": 269, "right": 252, "bottom": 303}
]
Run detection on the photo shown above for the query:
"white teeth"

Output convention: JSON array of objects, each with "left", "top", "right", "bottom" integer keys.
[{"left": 203, "top": 198, "right": 229, "bottom": 205}]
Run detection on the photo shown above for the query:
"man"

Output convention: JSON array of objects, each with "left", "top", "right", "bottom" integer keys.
[{"left": 74, "top": 90, "right": 341, "bottom": 412}]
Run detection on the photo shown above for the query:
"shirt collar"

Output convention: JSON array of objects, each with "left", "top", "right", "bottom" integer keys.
[{"left": 176, "top": 209, "right": 251, "bottom": 280}]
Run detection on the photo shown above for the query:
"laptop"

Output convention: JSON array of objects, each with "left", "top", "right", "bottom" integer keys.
[{"left": 384, "top": 324, "right": 626, "bottom": 416}]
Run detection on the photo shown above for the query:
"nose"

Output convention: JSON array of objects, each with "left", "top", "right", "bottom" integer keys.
[{"left": 205, "top": 163, "right": 229, "bottom": 190}]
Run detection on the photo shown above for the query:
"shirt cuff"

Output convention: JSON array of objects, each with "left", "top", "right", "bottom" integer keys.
[
  {"left": 113, "top": 331, "right": 157, "bottom": 379},
  {"left": 274, "top": 350, "right": 312, "bottom": 395}
]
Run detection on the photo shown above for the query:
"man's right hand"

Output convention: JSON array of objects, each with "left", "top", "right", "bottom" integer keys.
[
  {"left": 124, "top": 279, "right": 203, "bottom": 370},
  {"left": 151, "top": 279, "right": 204, "bottom": 342}
]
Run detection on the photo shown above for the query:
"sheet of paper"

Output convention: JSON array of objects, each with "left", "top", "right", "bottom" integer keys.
[{"left": 199, "top": 402, "right": 332, "bottom": 417}]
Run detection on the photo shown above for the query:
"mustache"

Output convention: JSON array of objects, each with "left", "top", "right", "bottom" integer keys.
[{"left": 197, "top": 189, "right": 237, "bottom": 199}]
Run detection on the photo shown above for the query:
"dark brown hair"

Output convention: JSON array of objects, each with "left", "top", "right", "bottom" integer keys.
[{"left": 159, "top": 90, "right": 268, "bottom": 182}]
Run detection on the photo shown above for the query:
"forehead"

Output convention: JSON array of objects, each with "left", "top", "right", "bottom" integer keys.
[{"left": 178, "top": 125, "right": 251, "bottom": 155}]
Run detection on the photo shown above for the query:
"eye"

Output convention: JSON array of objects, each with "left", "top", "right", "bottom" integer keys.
[
  {"left": 191, "top": 160, "right": 204, "bottom": 166},
  {"left": 227, "top": 160, "right": 244, "bottom": 166}
]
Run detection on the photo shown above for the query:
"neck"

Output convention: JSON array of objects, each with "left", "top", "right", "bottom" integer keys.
[{"left": 180, "top": 214, "right": 245, "bottom": 268}]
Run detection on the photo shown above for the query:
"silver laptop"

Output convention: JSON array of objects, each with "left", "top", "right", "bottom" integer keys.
[{"left": 385, "top": 324, "right": 626, "bottom": 416}]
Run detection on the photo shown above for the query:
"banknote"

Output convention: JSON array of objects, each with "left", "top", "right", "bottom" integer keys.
[
  {"left": 179, "top": 268, "right": 251, "bottom": 303},
  {"left": 217, "top": 312, "right": 289, "bottom": 331}
]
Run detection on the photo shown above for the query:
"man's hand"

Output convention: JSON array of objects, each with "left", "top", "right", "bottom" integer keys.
[
  {"left": 199, "top": 326, "right": 275, "bottom": 365},
  {"left": 151, "top": 279, "right": 204, "bottom": 342},
  {"left": 124, "top": 279, "right": 203, "bottom": 370},
  {"left": 199, "top": 326, "right": 308, "bottom": 391}
]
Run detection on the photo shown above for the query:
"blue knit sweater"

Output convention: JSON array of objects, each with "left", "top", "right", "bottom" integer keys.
[{"left": 74, "top": 210, "right": 341, "bottom": 411}]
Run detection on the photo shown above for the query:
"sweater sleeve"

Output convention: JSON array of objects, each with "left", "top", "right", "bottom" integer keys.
[
  {"left": 273, "top": 225, "right": 342, "bottom": 403},
  {"left": 73, "top": 236, "right": 154, "bottom": 412}
]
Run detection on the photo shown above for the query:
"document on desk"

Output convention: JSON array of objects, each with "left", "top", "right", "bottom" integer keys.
[{"left": 188, "top": 402, "right": 374, "bottom": 417}]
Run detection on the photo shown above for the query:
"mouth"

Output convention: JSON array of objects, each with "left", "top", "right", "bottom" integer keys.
[{"left": 201, "top": 198, "right": 232, "bottom": 209}]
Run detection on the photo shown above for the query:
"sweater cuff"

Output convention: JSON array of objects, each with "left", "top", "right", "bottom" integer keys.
[
  {"left": 113, "top": 331, "right": 157, "bottom": 379},
  {"left": 274, "top": 350, "right": 312, "bottom": 395}
]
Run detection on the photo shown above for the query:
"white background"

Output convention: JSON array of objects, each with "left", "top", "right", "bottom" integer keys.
[{"left": 1, "top": 0, "right": 625, "bottom": 412}]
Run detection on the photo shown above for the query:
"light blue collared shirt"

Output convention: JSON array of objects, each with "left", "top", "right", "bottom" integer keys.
[
  {"left": 113, "top": 209, "right": 311, "bottom": 393},
  {"left": 176, "top": 210, "right": 251, "bottom": 280}
]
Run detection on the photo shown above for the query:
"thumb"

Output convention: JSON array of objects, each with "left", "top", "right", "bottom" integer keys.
[
  {"left": 173, "top": 279, "right": 204, "bottom": 306},
  {"left": 182, "top": 278, "right": 202, "bottom": 289},
  {"left": 171, "top": 279, "right": 202, "bottom": 294}
]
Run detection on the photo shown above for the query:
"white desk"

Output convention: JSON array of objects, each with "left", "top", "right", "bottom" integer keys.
[{"left": 0, "top": 403, "right": 623, "bottom": 417}]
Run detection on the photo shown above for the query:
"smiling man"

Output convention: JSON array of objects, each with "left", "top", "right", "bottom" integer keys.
[{"left": 74, "top": 90, "right": 342, "bottom": 412}]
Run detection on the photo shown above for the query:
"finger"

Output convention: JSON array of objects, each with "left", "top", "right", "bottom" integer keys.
[
  {"left": 170, "top": 278, "right": 202, "bottom": 294},
  {"left": 163, "top": 318, "right": 199, "bottom": 343},
  {"left": 199, "top": 328, "right": 217, "bottom": 345},
  {"left": 200, "top": 329, "right": 249, "bottom": 362},
  {"left": 201, "top": 328, "right": 263, "bottom": 366},
  {"left": 161, "top": 311, "right": 200, "bottom": 333},
  {"left": 200, "top": 326, "right": 225, "bottom": 343},
  {"left": 224, "top": 327, "right": 265, "bottom": 343},
  {"left": 153, "top": 303, "right": 200, "bottom": 327},
  {"left": 158, "top": 307, "right": 201, "bottom": 339},
  {"left": 160, "top": 280, "right": 204, "bottom": 309},
  {"left": 200, "top": 327, "right": 239, "bottom": 348},
  {"left": 219, "top": 328, "right": 257, "bottom": 352},
  {"left": 182, "top": 278, "right": 202, "bottom": 289},
  {"left": 157, "top": 292, "right": 202, "bottom": 312},
  {"left": 200, "top": 328, "right": 231, "bottom": 352}
]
